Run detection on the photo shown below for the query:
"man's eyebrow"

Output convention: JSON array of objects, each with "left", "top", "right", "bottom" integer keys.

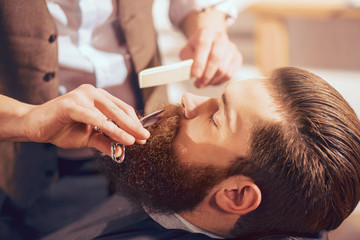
[{"left": 222, "top": 92, "right": 231, "bottom": 125}]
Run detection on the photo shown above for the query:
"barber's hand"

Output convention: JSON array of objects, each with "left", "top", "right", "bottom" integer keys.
[
  {"left": 24, "top": 84, "right": 149, "bottom": 157},
  {"left": 180, "top": 29, "right": 242, "bottom": 88}
]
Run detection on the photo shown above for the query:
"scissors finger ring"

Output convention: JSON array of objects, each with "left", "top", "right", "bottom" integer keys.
[
  {"left": 111, "top": 142, "right": 125, "bottom": 163},
  {"left": 107, "top": 109, "right": 165, "bottom": 164}
]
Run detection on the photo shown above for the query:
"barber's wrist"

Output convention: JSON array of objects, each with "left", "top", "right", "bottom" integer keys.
[
  {"left": 20, "top": 104, "right": 39, "bottom": 142},
  {"left": 0, "top": 99, "right": 35, "bottom": 142},
  {"left": 180, "top": 8, "right": 227, "bottom": 38}
]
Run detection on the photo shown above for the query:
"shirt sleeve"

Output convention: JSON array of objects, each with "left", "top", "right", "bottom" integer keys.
[{"left": 169, "top": 0, "right": 238, "bottom": 29}]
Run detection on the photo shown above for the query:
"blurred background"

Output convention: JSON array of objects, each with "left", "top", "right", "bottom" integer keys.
[{"left": 151, "top": 0, "right": 360, "bottom": 239}]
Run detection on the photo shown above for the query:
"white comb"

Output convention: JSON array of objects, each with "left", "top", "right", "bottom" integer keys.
[{"left": 138, "top": 59, "right": 194, "bottom": 88}]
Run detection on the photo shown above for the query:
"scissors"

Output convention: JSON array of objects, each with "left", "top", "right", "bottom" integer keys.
[{"left": 96, "top": 109, "right": 165, "bottom": 163}]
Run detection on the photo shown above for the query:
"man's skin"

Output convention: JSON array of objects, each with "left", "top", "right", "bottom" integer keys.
[{"left": 176, "top": 78, "right": 280, "bottom": 236}]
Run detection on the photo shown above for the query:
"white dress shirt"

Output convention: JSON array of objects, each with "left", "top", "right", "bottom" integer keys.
[{"left": 146, "top": 208, "right": 225, "bottom": 239}]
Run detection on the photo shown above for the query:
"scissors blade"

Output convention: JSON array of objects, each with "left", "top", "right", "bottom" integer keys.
[{"left": 140, "top": 109, "right": 165, "bottom": 128}]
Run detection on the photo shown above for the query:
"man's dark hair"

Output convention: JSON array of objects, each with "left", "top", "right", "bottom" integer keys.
[{"left": 229, "top": 67, "right": 360, "bottom": 239}]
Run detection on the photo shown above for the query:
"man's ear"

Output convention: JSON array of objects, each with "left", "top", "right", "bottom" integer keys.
[{"left": 215, "top": 176, "right": 261, "bottom": 215}]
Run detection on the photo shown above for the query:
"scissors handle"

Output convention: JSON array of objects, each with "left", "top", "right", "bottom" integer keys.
[{"left": 109, "top": 109, "right": 164, "bottom": 163}]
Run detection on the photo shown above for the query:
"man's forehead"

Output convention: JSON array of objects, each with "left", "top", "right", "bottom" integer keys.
[
  {"left": 223, "top": 78, "right": 267, "bottom": 94},
  {"left": 223, "top": 78, "right": 282, "bottom": 131}
]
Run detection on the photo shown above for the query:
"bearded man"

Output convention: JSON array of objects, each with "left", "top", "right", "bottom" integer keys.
[{"left": 44, "top": 67, "right": 360, "bottom": 240}]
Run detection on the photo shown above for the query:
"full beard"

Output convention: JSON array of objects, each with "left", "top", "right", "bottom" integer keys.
[{"left": 98, "top": 104, "right": 226, "bottom": 214}]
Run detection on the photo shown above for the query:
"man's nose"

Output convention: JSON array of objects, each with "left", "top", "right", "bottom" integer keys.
[{"left": 181, "top": 93, "right": 210, "bottom": 119}]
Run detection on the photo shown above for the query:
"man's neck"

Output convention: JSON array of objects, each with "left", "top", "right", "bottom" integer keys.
[
  {"left": 179, "top": 210, "right": 231, "bottom": 237},
  {"left": 144, "top": 208, "right": 225, "bottom": 239}
]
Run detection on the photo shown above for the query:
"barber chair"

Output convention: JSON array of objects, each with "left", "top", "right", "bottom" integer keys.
[{"left": 257, "top": 231, "right": 328, "bottom": 240}]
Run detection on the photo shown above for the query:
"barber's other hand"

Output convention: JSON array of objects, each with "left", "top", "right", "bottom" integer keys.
[
  {"left": 24, "top": 84, "right": 149, "bottom": 156},
  {"left": 180, "top": 29, "right": 242, "bottom": 88}
]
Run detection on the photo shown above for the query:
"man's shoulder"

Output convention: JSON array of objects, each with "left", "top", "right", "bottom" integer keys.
[{"left": 43, "top": 195, "right": 216, "bottom": 240}]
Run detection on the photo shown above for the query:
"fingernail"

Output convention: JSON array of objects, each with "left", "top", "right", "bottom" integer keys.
[
  {"left": 126, "top": 135, "right": 135, "bottom": 145},
  {"left": 137, "top": 139, "right": 147, "bottom": 145},
  {"left": 142, "top": 129, "right": 150, "bottom": 138}
]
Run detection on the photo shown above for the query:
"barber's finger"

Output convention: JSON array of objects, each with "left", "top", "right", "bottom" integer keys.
[
  {"left": 211, "top": 50, "right": 242, "bottom": 86},
  {"left": 87, "top": 133, "right": 122, "bottom": 158},
  {"left": 225, "top": 54, "right": 242, "bottom": 82},
  {"left": 191, "top": 32, "right": 213, "bottom": 79},
  {"left": 179, "top": 44, "right": 194, "bottom": 60},
  {"left": 92, "top": 90, "right": 149, "bottom": 140},
  {"left": 89, "top": 108, "right": 148, "bottom": 145},
  {"left": 195, "top": 57, "right": 220, "bottom": 88},
  {"left": 95, "top": 88, "right": 139, "bottom": 122},
  {"left": 97, "top": 88, "right": 140, "bottom": 121},
  {"left": 195, "top": 42, "right": 227, "bottom": 87},
  {"left": 136, "top": 139, "right": 147, "bottom": 145},
  {"left": 88, "top": 105, "right": 147, "bottom": 145},
  {"left": 206, "top": 50, "right": 234, "bottom": 86},
  {"left": 107, "top": 110, "right": 149, "bottom": 141},
  {"left": 226, "top": 44, "right": 243, "bottom": 76},
  {"left": 68, "top": 105, "right": 136, "bottom": 145},
  {"left": 208, "top": 71, "right": 228, "bottom": 87}
]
